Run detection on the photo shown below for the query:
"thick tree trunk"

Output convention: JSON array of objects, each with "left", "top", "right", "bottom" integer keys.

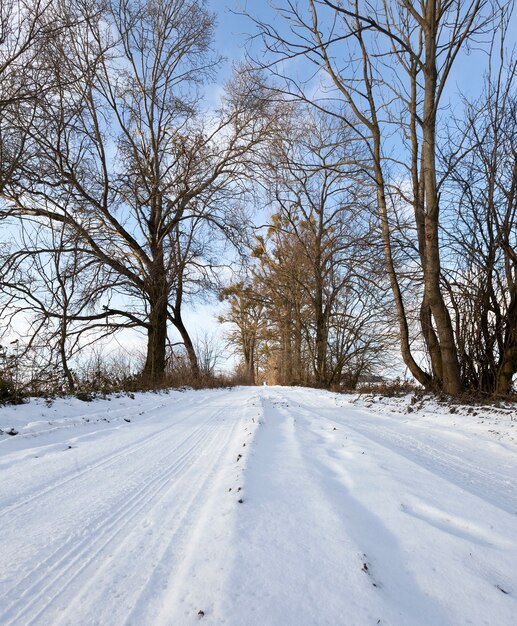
[
  {"left": 241, "top": 332, "right": 256, "bottom": 384},
  {"left": 247, "top": 353, "right": 256, "bottom": 384},
  {"left": 142, "top": 258, "right": 168, "bottom": 385},
  {"left": 142, "top": 288, "right": 168, "bottom": 385},
  {"left": 420, "top": 108, "right": 461, "bottom": 393},
  {"left": 496, "top": 345, "right": 517, "bottom": 395}
]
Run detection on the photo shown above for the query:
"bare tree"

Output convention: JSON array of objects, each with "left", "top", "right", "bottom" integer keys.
[
  {"left": 194, "top": 330, "right": 223, "bottom": 378},
  {"left": 0, "top": 216, "right": 132, "bottom": 390},
  {"left": 248, "top": 0, "right": 505, "bottom": 394},
  {"left": 442, "top": 36, "right": 516, "bottom": 394},
  {"left": 257, "top": 109, "right": 384, "bottom": 386},
  {"left": 220, "top": 280, "right": 266, "bottom": 384},
  {"left": 1, "top": 0, "right": 279, "bottom": 384},
  {"left": 223, "top": 106, "right": 390, "bottom": 388}
]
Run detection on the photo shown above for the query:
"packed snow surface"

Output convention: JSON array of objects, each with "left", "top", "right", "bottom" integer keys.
[{"left": 1, "top": 386, "right": 516, "bottom": 625}]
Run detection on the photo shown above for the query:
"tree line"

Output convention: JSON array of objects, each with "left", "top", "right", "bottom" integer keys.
[
  {"left": 1, "top": 0, "right": 516, "bottom": 397},
  {"left": 223, "top": 0, "right": 516, "bottom": 396}
]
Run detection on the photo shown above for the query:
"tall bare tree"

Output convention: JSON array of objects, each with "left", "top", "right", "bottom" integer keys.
[
  {"left": 247, "top": 0, "right": 506, "bottom": 394},
  {"left": 442, "top": 37, "right": 516, "bottom": 395},
  {"left": 1, "top": 0, "right": 279, "bottom": 384}
]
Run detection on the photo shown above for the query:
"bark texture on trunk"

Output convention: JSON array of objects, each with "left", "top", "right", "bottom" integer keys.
[
  {"left": 497, "top": 296, "right": 517, "bottom": 395},
  {"left": 421, "top": 4, "right": 462, "bottom": 395},
  {"left": 142, "top": 257, "right": 168, "bottom": 385},
  {"left": 142, "top": 289, "right": 168, "bottom": 385}
]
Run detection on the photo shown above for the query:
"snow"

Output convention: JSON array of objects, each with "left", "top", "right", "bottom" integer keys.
[{"left": 1, "top": 387, "right": 516, "bottom": 625}]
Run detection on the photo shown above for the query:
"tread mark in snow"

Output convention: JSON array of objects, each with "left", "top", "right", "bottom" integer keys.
[{"left": 0, "top": 408, "right": 226, "bottom": 625}]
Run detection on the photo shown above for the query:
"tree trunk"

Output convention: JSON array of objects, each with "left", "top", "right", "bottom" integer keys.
[
  {"left": 313, "top": 243, "right": 328, "bottom": 387},
  {"left": 372, "top": 133, "right": 431, "bottom": 388},
  {"left": 496, "top": 344, "right": 517, "bottom": 395},
  {"left": 59, "top": 318, "right": 75, "bottom": 392},
  {"left": 496, "top": 295, "right": 517, "bottom": 395},
  {"left": 173, "top": 312, "right": 200, "bottom": 378},
  {"left": 142, "top": 281, "right": 168, "bottom": 385},
  {"left": 419, "top": 298, "right": 443, "bottom": 384},
  {"left": 241, "top": 331, "right": 255, "bottom": 384},
  {"left": 314, "top": 309, "right": 328, "bottom": 387},
  {"left": 421, "top": 5, "right": 462, "bottom": 395},
  {"left": 247, "top": 349, "right": 256, "bottom": 384},
  {"left": 293, "top": 310, "right": 302, "bottom": 382}
]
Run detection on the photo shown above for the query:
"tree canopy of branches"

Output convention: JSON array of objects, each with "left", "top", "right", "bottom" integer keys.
[
  {"left": 0, "top": 0, "right": 62, "bottom": 192},
  {"left": 247, "top": 0, "right": 516, "bottom": 395},
  {"left": 0, "top": 0, "right": 279, "bottom": 386},
  {"left": 221, "top": 108, "right": 390, "bottom": 389},
  {"left": 1, "top": 0, "right": 516, "bottom": 397},
  {"left": 442, "top": 57, "right": 517, "bottom": 395}
]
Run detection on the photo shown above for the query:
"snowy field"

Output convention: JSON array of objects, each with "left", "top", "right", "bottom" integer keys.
[{"left": 1, "top": 386, "right": 516, "bottom": 626}]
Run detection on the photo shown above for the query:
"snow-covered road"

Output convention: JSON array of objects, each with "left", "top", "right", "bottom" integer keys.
[{"left": 1, "top": 386, "right": 516, "bottom": 625}]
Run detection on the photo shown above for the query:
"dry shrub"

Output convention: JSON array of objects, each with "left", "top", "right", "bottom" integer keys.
[{"left": 353, "top": 378, "right": 420, "bottom": 397}]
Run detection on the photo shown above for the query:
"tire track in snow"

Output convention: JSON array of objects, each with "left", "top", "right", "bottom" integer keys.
[
  {"left": 0, "top": 401, "right": 219, "bottom": 520},
  {"left": 91, "top": 415, "right": 244, "bottom": 626},
  {"left": 219, "top": 392, "right": 409, "bottom": 626},
  {"left": 254, "top": 389, "right": 516, "bottom": 626},
  {"left": 0, "top": 405, "right": 225, "bottom": 625}
]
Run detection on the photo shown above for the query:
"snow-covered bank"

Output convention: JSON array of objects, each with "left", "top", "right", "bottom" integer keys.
[{"left": 1, "top": 387, "right": 516, "bottom": 625}]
